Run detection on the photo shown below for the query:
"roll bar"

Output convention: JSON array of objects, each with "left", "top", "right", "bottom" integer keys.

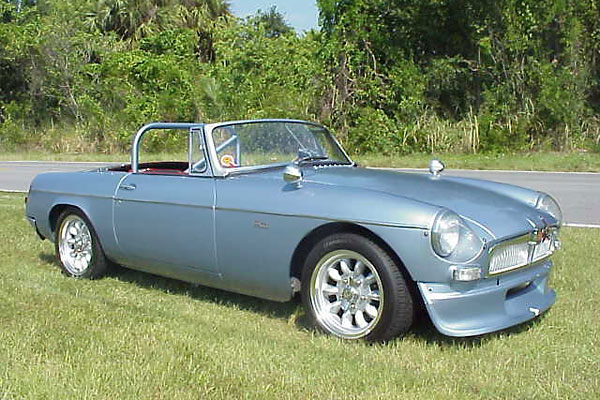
[{"left": 130, "top": 122, "right": 203, "bottom": 173}]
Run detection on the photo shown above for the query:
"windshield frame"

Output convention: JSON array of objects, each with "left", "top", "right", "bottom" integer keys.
[{"left": 203, "top": 119, "right": 353, "bottom": 177}]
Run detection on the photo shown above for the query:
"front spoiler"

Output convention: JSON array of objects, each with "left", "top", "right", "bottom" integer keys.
[{"left": 418, "top": 260, "right": 555, "bottom": 337}]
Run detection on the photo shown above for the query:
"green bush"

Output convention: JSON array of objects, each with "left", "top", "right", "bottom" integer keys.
[{"left": 0, "top": 0, "right": 598, "bottom": 155}]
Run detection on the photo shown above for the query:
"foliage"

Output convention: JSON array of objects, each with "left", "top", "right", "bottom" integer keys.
[
  {"left": 0, "top": 0, "right": 599, "bottom": 154},
  {"left": 317, "top": 0, "right": 600, "bottom": 153},
  {"left": 249, "top": 5, "right": 294, "bottom": 39}
]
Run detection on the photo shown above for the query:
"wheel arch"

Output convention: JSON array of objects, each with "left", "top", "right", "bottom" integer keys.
[
  {"left": 290, "top": 222, "right": 415, "bottom": 286},
  {"left": 49, "top": 202, "right": 114, "bottom": 259},
  {"left": 49, "top": 203, "right": 84, "bottom": 233}
]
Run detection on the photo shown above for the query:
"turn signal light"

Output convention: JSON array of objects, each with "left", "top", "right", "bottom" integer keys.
[{"left": 451, "top": 266, "right": 481, "bottom": 281}]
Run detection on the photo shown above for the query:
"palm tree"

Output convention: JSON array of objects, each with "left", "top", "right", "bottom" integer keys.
[
  {"left": 91, "top": 0, "right": 230, "bottom": 41},
  {"left": 181, "top": 0, "right": 230, "bottom": 19}
]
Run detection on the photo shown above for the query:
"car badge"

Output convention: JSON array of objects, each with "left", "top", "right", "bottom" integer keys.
[{"left": 530, "top": 226, "right": 549, "bottom": 245}]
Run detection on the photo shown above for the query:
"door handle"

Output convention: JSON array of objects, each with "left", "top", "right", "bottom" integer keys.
[{"left": 119, "top": 183, "right": 137, "bottom": 191}]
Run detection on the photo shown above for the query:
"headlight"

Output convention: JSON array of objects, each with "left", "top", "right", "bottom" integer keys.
[
  {"left": 536, "top": 194, "right": 562, "bottom": 225},
  {"left": 431, "top": 209, "right": 483, "bottom": 262},
  {"left": 431, "top": 210, "right": 460, "bottom": 256}
]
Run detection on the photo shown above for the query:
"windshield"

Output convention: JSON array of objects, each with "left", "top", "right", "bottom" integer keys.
[{"left": 209, "top": 121, "right": 351, "bottom": 170}]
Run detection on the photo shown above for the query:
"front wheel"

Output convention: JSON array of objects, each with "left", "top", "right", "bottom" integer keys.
[
  {"left": 55, "top": 208, "right": 109, "bottom": 279},
  {"left": 301, "top": 233, "right": 414, "bottom": 341}
]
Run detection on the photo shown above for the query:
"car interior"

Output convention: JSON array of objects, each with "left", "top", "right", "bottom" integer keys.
[{"left": 108, "top": 161, "right": 189, "bottom": 175}]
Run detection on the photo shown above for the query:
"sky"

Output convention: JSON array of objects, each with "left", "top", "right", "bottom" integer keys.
[{"left": 228, "top": 1, "right": 319, "bottom": 32}]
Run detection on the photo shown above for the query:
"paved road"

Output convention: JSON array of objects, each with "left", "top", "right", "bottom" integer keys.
[
  {"left": 0, "top": 161, "right": 121, "bottom": 192},
  {"left": 399, "top": 168, "right": 600, "bottom": 228},
  {"left": 1, "top": 161, "right": 598, "bottom": 227}
]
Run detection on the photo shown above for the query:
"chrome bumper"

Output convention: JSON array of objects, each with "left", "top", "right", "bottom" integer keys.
[{"left": 418, "top": 260, "right": 555, "bottom": 337}]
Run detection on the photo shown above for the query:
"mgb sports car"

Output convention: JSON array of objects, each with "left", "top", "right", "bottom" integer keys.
[{"left": 25, "top": 120, "right": 561, "bottom": 341}]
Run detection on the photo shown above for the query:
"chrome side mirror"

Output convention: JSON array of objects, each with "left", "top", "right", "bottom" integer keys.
[
  {"left": 428, "top": 159, "right": 445, "bottom": 177},
  {"left": 283, "top": 164, "right": 303, "bottom": 184}
]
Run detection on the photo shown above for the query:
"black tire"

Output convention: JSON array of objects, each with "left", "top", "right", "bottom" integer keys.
[
  {"left": 54, "top": 207, "right": 110, "bottom": 279},
  {"left": 301, "top": 233, "right": 414, "bottom": 341}
]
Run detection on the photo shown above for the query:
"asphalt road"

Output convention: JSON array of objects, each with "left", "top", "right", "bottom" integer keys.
[
  {"left": 1, "top": 161, "right": 598, "bottom": 227},
  {"left": 0, "top": 161, "right": 120, "bottom": 192},
  {"left": 399, "top": 168, "right": 600, "bottom": 228}
]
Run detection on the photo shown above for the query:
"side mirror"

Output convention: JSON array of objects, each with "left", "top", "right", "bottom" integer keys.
[
  {"left": 283, "top": 164, "right": 303, "bottom": 184},
  {"left": 428, "top": 159, "right": 444, "bottom": 177}
]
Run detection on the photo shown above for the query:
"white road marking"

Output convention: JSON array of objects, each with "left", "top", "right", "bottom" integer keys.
[
  {"left": 378, "top": 167, "right": 599, "bottom": 175},
  {"left": 564, "top": 223, "right": 600, "bottom": 229},
  {"left": 0, "top": 189, "right": 26, "bottom": 193}
]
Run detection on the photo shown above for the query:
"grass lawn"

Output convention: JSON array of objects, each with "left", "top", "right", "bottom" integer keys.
[
  {"left": 1, "top": 192, "right": 598, "bottom": 399},
  {"left": 1, "top": 151, "right": 600, "bottom": 172}
]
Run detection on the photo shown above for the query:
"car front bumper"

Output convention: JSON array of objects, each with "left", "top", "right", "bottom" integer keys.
[{"left": 418, "top": 260, "right": 555, "bottom": 337}]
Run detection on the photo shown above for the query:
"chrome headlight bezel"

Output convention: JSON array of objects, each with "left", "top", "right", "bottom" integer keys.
[
  {"left": 431, "top": 209, "right": 484, "bottom": 263},
  {"left": 535, "top": 194, "right": 563, "bottom": 226}
]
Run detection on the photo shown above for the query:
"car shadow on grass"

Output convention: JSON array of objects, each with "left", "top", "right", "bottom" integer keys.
[
  {"left": 38, "top": 251, "right": 545, "bottom": 345},
  {"left": 115, "top": 266, "right": 304, "bottom": 321},
  {"left": 405, "top": 312, "right": 544, "bottom": 347},
  {"left": 39, "top": 251, "right": 305, "bottom": 324}
]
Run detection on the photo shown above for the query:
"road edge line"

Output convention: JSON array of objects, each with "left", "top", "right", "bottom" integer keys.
[
  {"left": 374, "top": 167, "right": 599, "bottom": 175},
  {"left": 0, "top": 189, "right": 27, "bottom": 193},
  {"left": 564, "top": 223, "right": 600, "bottom": 229}
]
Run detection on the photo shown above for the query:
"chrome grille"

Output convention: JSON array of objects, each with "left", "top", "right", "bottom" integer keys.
[
  {"left": 532, "top": 238, "right": 553, "bottom": 262},
  {"left": 488, "top": 229, "right": 558, "bottom": 275},
  {"left": 489, "top": 240, "right": 529, "bottom": 274}
]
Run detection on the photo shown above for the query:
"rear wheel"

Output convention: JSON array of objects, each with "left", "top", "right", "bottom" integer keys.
[
  {"left": 301, "top": 233, "right": 414, "bottom": 341},
  {"left": 54, "top": 208, "right": 109, "bottom": 279}
]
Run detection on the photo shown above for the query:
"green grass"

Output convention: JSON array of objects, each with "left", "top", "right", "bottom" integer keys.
[
  {"left": 1, "top": 151, "right": 600, "bottom": 171},
  {"left": 1, "top": 192, "right": 599, "bottom": 399}
]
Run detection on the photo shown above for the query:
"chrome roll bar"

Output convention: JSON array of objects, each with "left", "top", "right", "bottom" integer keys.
[{"left": 130, "top": 122, "right": 203, "bottom": 173}]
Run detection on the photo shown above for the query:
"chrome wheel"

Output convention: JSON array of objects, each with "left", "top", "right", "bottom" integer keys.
[
  {"left": 309, "top": 250, "right": 384, "bottom": 339},
  {"left": 58, "top": 215, "right": 93, "bottom": 275}
]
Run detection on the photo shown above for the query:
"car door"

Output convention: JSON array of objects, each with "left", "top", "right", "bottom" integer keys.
[
  {"left": 113, "top": 174, "right": 217, "bottom": 273},
  {"left": 214, "top": 173, "right": 323, "bottom": 301},
  {"left": 112, "top": 127, "right": 217, "bottom": 275}
]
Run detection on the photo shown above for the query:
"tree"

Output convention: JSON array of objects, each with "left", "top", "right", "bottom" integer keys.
[
  {"left": 252, "top": 6, "right": 293, "bottom": 38},
  {"left": 90, "top": 0, "right": 230, "bottom": 41}
]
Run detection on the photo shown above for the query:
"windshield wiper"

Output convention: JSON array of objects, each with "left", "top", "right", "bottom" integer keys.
[{"left": 297, "top": 155, "right": 329, "bottom": 164}]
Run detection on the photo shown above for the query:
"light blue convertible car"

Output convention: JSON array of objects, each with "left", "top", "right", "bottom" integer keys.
[{"left": 25, "top": 120, "right": 561, "bottom": 341}]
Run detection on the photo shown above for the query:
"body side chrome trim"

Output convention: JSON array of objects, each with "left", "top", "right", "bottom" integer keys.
[
  {"left": 30, "top": 189, "right": 113, "bottom": 201},
  {"left": 214, "top": 206, "right": 427, "bottom": 230},
  {"left": 111, "top": 197, "right": 214, "bottom": 210}
]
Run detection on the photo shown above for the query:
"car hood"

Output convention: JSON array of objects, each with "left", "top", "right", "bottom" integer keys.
[{"left": 304, "top": 167, "right": 543, "bottom": 239}]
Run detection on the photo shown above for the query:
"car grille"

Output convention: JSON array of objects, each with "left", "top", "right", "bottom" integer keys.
[
  {"left": 532, "top": 238, "right": 554, "bottom": 262},
  {"left": 488, "top": 229, "right": 558, "bottom": 275},
  {"left": 489, "top": 240, "right": 530, "bottom": 274}
]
